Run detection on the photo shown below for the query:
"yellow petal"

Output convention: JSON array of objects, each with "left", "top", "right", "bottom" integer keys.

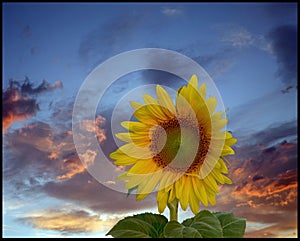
[
  {"left": 143, "top": 94, "right": 168, "bottom": 120},
  {"left": 212, "top": 118, "right": 228, "bottom": 131},
  {"left": 196, "top": 180, "right": 208, "bottom": 206},
  {"left": 157, "top": 190, "right": 168, "bottom": 213},
  {"left": 156, "top": 85, "right": 176, "bottom": 115},
  {"left": 125, "top": 175, "right": 142, "bottom": 189},
  {"left": 203, "top": 174, "right": 218, "bottom": 193},
  {"left": 211, "top": 169, "right": 225, "bottom": 184},
  {"left": 189, "top": 178, "right": 200, "bottom": 215},
  {"left": 198, "top": 83, "right": 206, "bottom": 99},
  {"left": 133, "top": 106, "right": 159, "bottom": 125},
  {"left": 137, "top": 172, "right": 161, "bottom": 195},
  {"left": 206, "top": 97, "right": 217, "bottom": 114},
  {"left": 136, "top": 193, "right": 149, "bottom": 201},
  {"left": 127, "top": 159, "right": 156, "bottom": 174},
  {"left": 115, "top": 132, "right": 150, "bottom": 147},
  {"left": 185, "top": 82, "right": 205, "bottom": 112},
  {"left": 218, "top": 158, "right": 228, "bottom": 174},
  {"left": 212, "top": 111, "right": 225, "bottom": 121},
  {"left": 223, "top": 175, "right": 232, "bottom": 184},
  {"left": 119, "top": 143, "right": 152, "bottom": 159},
  {"left": 179, "top": 176, "right": 189, "bottom": 210},
  {"left": 221, "top": 145, "right": 235, "bottom": 156},
  {"left": 195, "top": 101, "right": 211, "bottom": 124},
  {"left": 225, "top": 137, "right": 237, "bottom": 147},
  {"left": 188, "top": 74, "right": 199, "bottom": 88},
  {"left": 121, "top": 121, "right": 149, "bottom": 132},
  {"left": 176, "top": 91, "right": 193, "bottom": 117},
  {"left": 207, "top": 193, "right": 216, "bottom": 206},
  {"left": 168, "top": 184, "right": 176, "bottom": 202},
  {"left": 114, "top": 156, "right": 138, "bottom": 166},
  {"left": 175, "top": 178, "right": 181, "bottom": 199},
  {"left": 130, "top": 101, "right": 143, "bottom": 111},
  {"left": 161, "top": 172, "right": 178, "bottom": 192},
  {"left": 225, "top": 131, "right": 233, "bottom": 139}
]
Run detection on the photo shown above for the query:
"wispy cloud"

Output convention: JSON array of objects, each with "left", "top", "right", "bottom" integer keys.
[
  {"left": 161, "top": 7, "right": 183, "bottom": 16},
  {"left": 221, "top": 27, "right": 254, "bottom": 48},
  {"left": 216, "top": 22, "right": 297, "bottom": 91},
  {"left": 19, "top": 209, "right": 117, "bottom": 234},
  {"left": 78, "top": 12, "right": 144, "bottom": 69}
]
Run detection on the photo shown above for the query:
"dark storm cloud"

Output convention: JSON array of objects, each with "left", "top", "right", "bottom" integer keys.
[
  {"left": 267, "top": 24, "right": 297, "bottom": 88},
  {"left": 2, "top": 77, "right": 63, "bottom": 132}
]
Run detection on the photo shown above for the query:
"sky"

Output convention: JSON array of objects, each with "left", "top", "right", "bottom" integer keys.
[{"left": 2, "top": 2, "right": 298, "bottom": 238}]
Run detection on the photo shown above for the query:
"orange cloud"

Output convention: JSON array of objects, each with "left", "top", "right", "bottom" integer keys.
[
  {"left": 56, "top": 156, "right": 85, "bottom": 180},
  {"left": 232, "top": 170, "right": 297, "bottom": 200},
  {"left": 3, "top": 88, "right": 39, "bottom": 132},
  {"left": 3, "top": 78, "right": 63, "bottom": 132},
  {"left": 80, "top": 115, "right": 106, "bottom": 143},
  {"left": 22, "top": 210, "right": 118, "bottom": 234},
  {"left": 56, "top": 115, "right": 106, "bottom": 180}
]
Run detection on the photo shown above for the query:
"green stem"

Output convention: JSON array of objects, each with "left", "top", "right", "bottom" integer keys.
[{"left": 167, "top": 198, "right": 179, "bottom": 222}]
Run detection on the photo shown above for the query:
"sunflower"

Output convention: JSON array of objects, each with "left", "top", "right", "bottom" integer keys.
[{"left": 110, "top": 74, "right": 236, "bottom": 215}]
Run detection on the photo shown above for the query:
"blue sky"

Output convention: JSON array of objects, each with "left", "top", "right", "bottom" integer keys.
[{"left": 3, "top": 2, "right": 297, "bottom": 238}]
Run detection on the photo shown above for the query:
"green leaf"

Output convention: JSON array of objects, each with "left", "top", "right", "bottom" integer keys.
[
  {"left": 106, "top": 213, "right": 168, "bottom": 238},
  {"left": 181, "top": 217, "right": 194, "bottom": 227},
  {"left": 163, "top": 221, "right": 202, "bottom": 238},
  {"left": 186, "top": 210, "right": 223, "bottom": 238},
  {"left": 213, "top": 212, "right": 246, "bottom": 238},
  {"left": 127, "top": 186, "right": 137, "bottom": 197}
]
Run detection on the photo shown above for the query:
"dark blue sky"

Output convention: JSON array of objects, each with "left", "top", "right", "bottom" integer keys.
[{"left": 3, "top": 2, "right": 297, "bottom": 238}]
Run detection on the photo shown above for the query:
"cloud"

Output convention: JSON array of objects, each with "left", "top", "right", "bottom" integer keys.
[
  {"left": 3, "top": 105, "right": 156, "bottom": 218},
  {"left": 3, "top": 88, "right": 297, "bottom": 237},
  {"left": 216, "top": 24, "right": 269, "bottom": 54},
  {"left": 44, "top": 171, "right": 156, "bottom": 214},
  {"left": 20, "top": 209, "right": 117, "bottom": 234},
  {"left": 139, "top": 46, "right": 236, "bottom": 88},
  {"left": 78, "top": 12, "right": 144, "bottom": 68},
  {"left": 267, "top": 24, "right": 297, "bottom": 88},
  {"left": 79, "top": 115, "right": 107, "bottom": 143},
  {"left": 21, "top": 79, "right": 63, "bottom": 95},
  {"left": 217, "top": 22, "right": 297, "bottom": 90},
  {"left": 221, "top": 27, "right": 254, "bottom": 48},
  {"left": 212, "top": 120, "right": 297, "bottom": 237},
  {"left": 55, "top": 153, "right": 86, "bottom": 180},
  {"left": 2, "top": 89, "right": 39, "bottom": 133},
  {"left": 161, "top": 7, "right": 183, "bottom": 16},
  {"left": 20, "top": 24, "right": 32, "bottom": 38},
  {"left": 232, "top": 170, "right": 297, "bottom": 204},
  {"left": 2, "top": 77, "right": 63, "bottom": 132},
  {"left": 193, "top": 47, "right": 237, "bottom": 79},
  {"left": 229, "top": 89, "right": 297, "bottom": 134}
]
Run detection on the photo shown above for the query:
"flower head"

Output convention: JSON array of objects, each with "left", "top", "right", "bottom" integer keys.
[{"left": 110, "top": 74, "right": 236, "bottom": 214}]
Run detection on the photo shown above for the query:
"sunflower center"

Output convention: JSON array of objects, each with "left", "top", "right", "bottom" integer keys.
[{"left": 150, "top": 117, "right": 210, "bottom": 173}]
